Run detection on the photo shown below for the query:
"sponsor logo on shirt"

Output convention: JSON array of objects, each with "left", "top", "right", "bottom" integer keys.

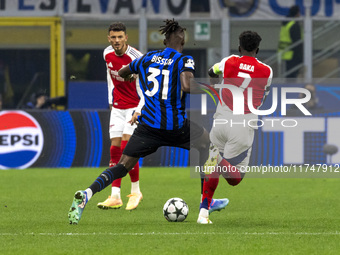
[
  {"left": 110, "top": 70, "right": 124, "bottom": 82},
  {"left": 185, "top": 59, "right": 195, "bottom": 69}
]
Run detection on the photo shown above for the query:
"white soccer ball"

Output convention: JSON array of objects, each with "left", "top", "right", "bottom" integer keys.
[{"left": 163, "top": 197, "right": 189, "bottom": 222}]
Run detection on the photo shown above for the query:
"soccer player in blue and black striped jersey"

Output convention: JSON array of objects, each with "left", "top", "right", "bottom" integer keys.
[
  {"left": 68, "top": 19, "right": 226, "bottom": 225},
  {"left": 127, "top": 28, "right": 194, "bottom": 130}
]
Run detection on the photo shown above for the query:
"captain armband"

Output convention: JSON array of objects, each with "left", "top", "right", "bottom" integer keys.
[{"left": 208, "top": 67, "right": 219, "bottom": 78}]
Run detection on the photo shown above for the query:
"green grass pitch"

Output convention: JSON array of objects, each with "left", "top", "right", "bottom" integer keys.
[{"left": 1, "top": 167, "right": 339, "bottom": 255}]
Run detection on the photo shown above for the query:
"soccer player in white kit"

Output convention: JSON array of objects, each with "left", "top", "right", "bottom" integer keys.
[
  {"left": 97, "top": 22, "right": 144, "bottom": 211},
  {"left": 197, "top": 31, "right": 273, "bottom": 223}
]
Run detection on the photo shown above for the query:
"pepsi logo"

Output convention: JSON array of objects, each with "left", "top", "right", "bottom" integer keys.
[{"left": 0, "top": 111, "right": 44, "bottom": 169}]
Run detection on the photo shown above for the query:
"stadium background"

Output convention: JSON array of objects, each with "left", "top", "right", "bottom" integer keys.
[{"left": 1, "top": 0, "right": 340, "bottom": 169}]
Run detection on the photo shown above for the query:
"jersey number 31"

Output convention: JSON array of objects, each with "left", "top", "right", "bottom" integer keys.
[{"left": 146, "top": 67, "right": 170, "bottom": 100}]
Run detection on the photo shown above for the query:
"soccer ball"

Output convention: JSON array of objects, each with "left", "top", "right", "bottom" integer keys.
[{"left": 163, "top": 197, "right": 189, "bottom": 222}]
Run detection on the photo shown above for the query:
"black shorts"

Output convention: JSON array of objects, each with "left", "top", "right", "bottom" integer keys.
[{"left": 123, "top": 119, "right": 204, "bottom": 158}]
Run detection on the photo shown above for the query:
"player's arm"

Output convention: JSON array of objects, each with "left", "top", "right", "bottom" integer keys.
[
  {"left": 180, "top": 71, "right": 194, "bottom": 93},
  {"left": 208, "top": 63, "right": 221, "bottom": 78},
  {"left": 104, "top": 50, "right": 114, "bottom": 110},
  {"left": 129, "top": 111, "right": 141, "bottom": 126},
  {"left": 129, "top": 76, "right": 144, "bottom": 125},
  {"left": 261, "top": 67, "right": 273, "bottom": 105},
  {"left": 208, "top": 62, "right": 224, "bottom": 89},
  {"left": 118, "top": 65, "right": 136, "bottom": 82},
  {"left": 181, "top": 72, "right": 213, "bottom": 94},
  {"left": 180, "top": 56, "right": 202, "bottom": 94},
  {"left": 135, "top": 76, "right": 144, "bottom": 114},
  {"left": 106, "top": 64, "right": 114, "bottom": 111}
]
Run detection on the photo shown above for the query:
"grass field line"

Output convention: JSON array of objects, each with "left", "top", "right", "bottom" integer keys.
[{"left": 1, "top": 231, "right": 340, "bottom": 236}]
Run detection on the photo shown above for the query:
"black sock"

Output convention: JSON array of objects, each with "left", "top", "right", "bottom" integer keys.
[
  {"left": 200, "top": 171, "right": 205, "bottom": 195},
  {"left": 88, "top": 164, "right": 128, "bottom": 195}
]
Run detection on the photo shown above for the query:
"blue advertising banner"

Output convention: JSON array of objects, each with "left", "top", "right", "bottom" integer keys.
[
  {"left": 0, "top": 110, "right": 188, "bottom": 169},
  {"left": 0, "top": 110, "right": 110, "bottom": 169}
]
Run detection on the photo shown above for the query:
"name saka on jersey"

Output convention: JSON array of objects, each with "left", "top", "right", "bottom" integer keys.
[{"left": 239, "top": 63, "right": 254, "bottom": 72}]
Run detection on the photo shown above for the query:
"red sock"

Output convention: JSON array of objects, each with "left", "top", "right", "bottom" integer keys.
[
  {"left": 110, "top": 145, "right": 122, "bottom": 188},
  {"left": 219, "top": 158, "right": 243, "bottom": 186},
  {"left": 201, "top": 171, "right": 219, "bottom": 210},
  {"left": 121, "top": 140, "right": 139, "bottom": 182}
]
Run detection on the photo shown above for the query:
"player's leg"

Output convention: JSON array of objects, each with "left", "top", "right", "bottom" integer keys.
[
  {"left": 68, "top": 124, "right": 161, "bottom": 224},
  {"left": 121, "top": 109, "right": 143, "bottom": 210},
  {"left": 197, "top": 124, "right": 253, "bottom": 224},
  {"left": 186, "top": 120, "right": 209, "bottom": 195},
  {"left": 76, "top": 125, "right": 158, "bottom": 209},
  {"left": 121, "top": 138, "right": 140, "bottom": 194},
  {"left": 68, "top": 154, "right": 138, "bottom": 225},
  {"left": 219, "top": 125, "right": 254, "bottom": 186},
  {"left": 176, "top": 119, "right": 228, "bottom": 223},
  {"left": 198, "top": 124, "right": 231, "bottom": 223},
  {"left": 191, "top": 127, "right": 212, "bottom": 219},
  {"left": 199, "top": 147, "right": 229, "bottom": 213},
  {"left": 190, "top": 121, "right": 210, "bottom": 166},
  {"left": 121, "top": 139, "right": 142, "bottom": 211},
  {"left": 97, "top": 137, "right": 124, "bottom": 209},
  {"left": 97, "top": 109, "right": 125, "bottom": 209},
  {"left": 175, "top": 120, "right": 215, "bottom": 224},
  {"left": 198, "top": 170, "right": 219, "bottom": 224},
  {"left": 183, "top": 120, "right": 209, "bottom": 195},
  {"left": 205, "top": 145, "right": 230, "bottom": 214}
]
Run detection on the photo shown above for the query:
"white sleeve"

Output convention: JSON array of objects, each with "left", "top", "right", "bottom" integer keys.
[
  {"left": 216, "top": 55, "right": 238, "bottom": 75},
  {"left": 103, "top": 46, "right": 115, "bottom": 105},
  {"left": 264, "top": 66, "right": 273, "bottom": 97},
  {"left": 212, "top": 58, "right": 227, "bottom": 75},
  {"left": 107, "top": 65, "right": 114, "bottom": 105},
  {"left": 135, "top": 77, "right": 144, "bottom": 113},
  {"left": 258, "top": 66, "right": 273, "bottom": 109},
  {"left": 126, "top": 46, "right": 144, "bottom": 112}
]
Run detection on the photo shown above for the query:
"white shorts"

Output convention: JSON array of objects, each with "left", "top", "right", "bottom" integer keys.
[
  {"left": 109, "top": 107, "right": 138, "bottom": 139},
  {"left": 210, "top": 119, "right": 254, "bottom": 171}
]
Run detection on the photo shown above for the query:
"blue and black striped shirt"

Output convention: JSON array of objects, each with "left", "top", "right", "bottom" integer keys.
[{"left": 129, "top": 47, "right": 195, "bottom": 130}]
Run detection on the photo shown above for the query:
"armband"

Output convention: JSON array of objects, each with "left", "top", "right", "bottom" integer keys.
[{"left": 208, "top": 67, "right": 219, "bottom": 78}]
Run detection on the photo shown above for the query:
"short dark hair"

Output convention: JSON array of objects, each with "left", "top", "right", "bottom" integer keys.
[
  {"left": 159, "top": 18, "right": 186, "bottom": 40},
  {"left": 287, "top": 5, "right": 300, "bottom": 17},
  {"left": 108, "top": 22, "right": 126, "bottom": 34},
  {"left": 239, "top": 31, "right": 262, "bottom": 52}
]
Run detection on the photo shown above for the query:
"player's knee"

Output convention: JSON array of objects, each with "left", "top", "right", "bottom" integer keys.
[
  {"left": 107, "top": 163, "right": 129, "bottom": 179},
  {"left": 224, "top": 170, "right": 245, "bottom": 186},
  {"left": 226, "top": 177, "right": 243, "bottom": 186}
]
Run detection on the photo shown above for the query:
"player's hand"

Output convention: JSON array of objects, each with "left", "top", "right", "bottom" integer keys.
[
  {"left": 129, "top": 112, "right": 141, "bottom": 125},
  {"left": 124, "top": 74, "right": 137, "bottom": 82}
]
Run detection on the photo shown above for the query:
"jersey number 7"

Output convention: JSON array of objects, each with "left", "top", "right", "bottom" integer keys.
[{"left": 237, "top": 71, "right": 251, "bottom": 90}]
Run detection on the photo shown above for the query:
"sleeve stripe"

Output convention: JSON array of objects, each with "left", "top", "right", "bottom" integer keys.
[{"left": 127, "top": 46, "right": 143, "bottom": 60}]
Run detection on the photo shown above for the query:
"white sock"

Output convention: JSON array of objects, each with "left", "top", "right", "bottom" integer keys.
[
  {"left": 111, "top": 187, "right": 121, "bottom": 199},
  {"left": 131, "top": 181, "right": 140, "bottom": 194},
  {"left": 85, "top": 188, "right": 93, "bottom": 201},
  {"left": 199, "top": 208, "right": 209, "bottom": 218}
]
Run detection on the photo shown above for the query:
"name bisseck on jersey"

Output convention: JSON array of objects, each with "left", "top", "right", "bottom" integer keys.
[{"left": 151, "top": 55, "right": 174, "bottom": 66}]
